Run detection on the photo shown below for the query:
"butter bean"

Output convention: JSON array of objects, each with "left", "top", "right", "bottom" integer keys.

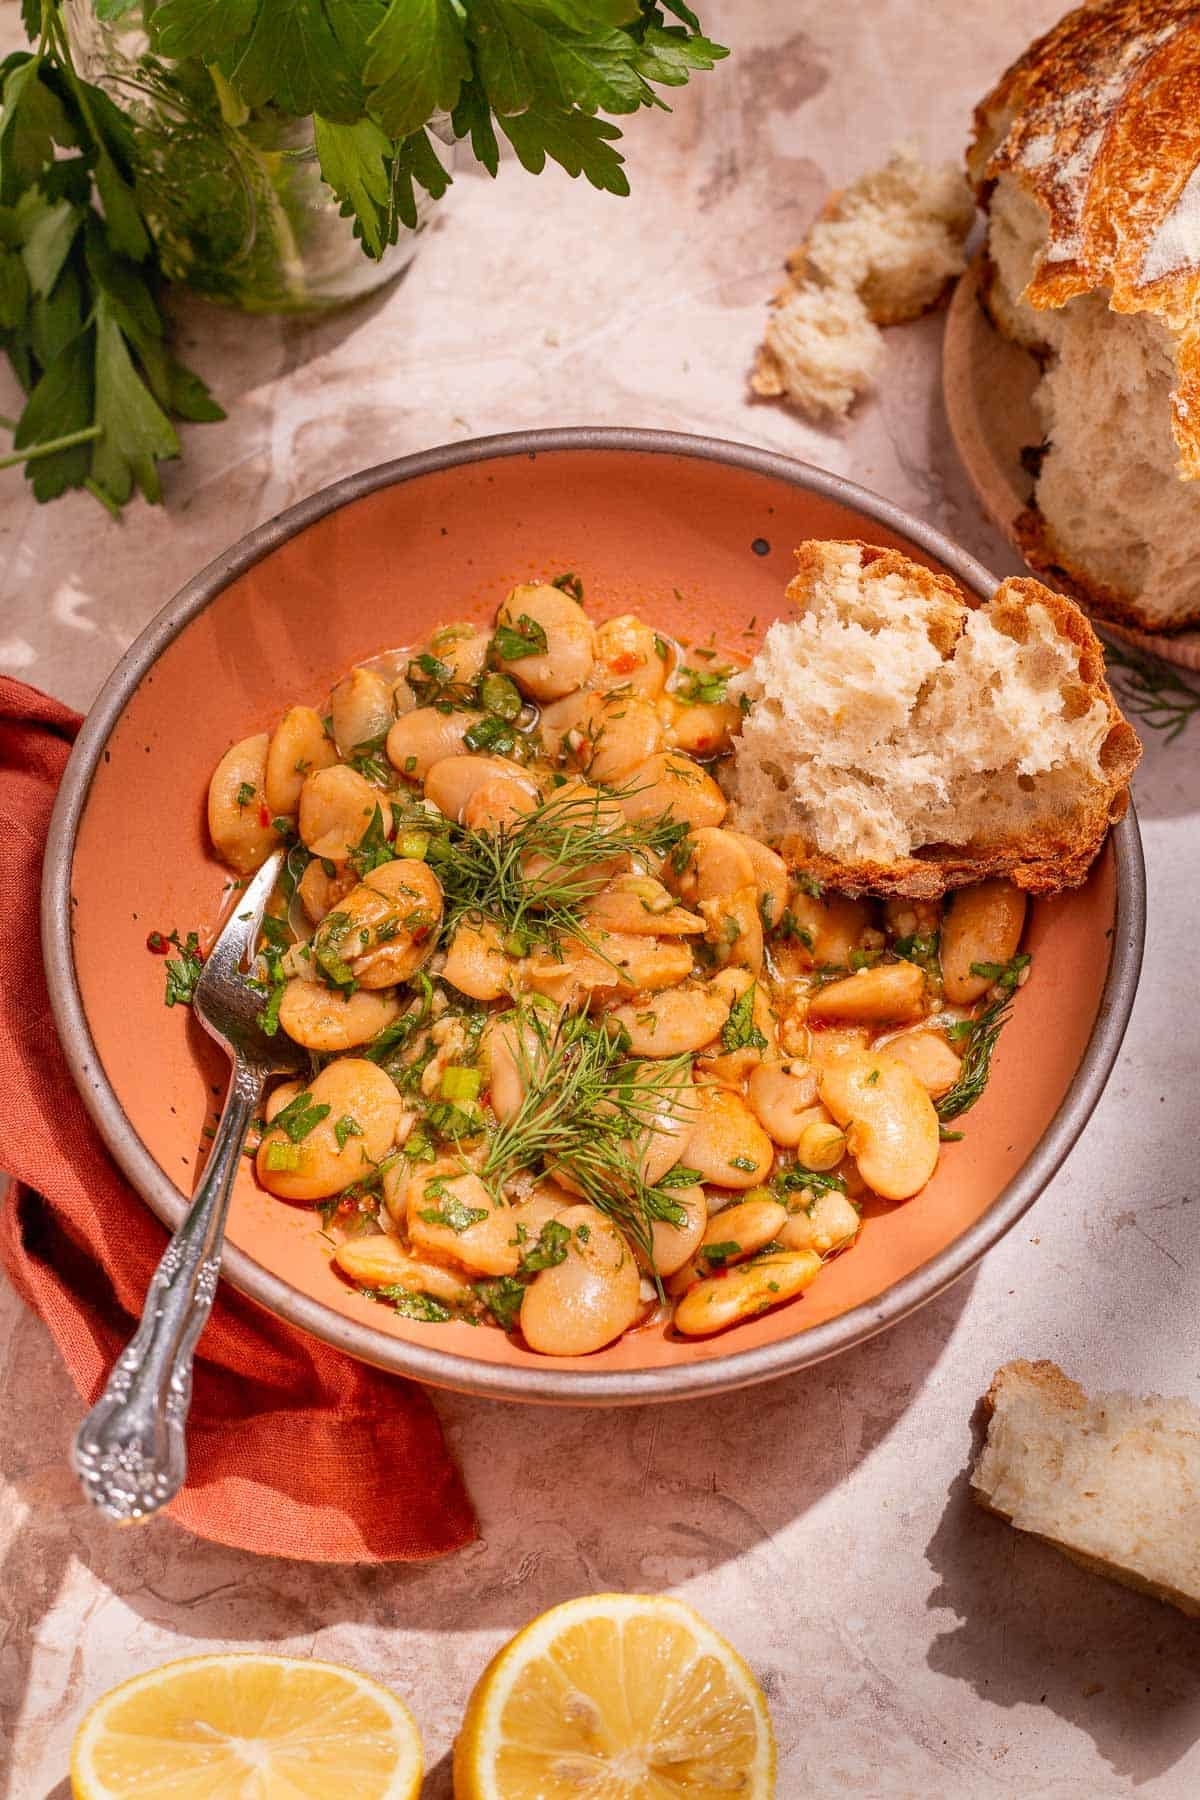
[
  {"left": 807, "top": 960, "right": 928, "bottom": 1024},
  {"left": 297, "top": 764, "right": 381, "bottom": 861},
  {"left": 940, "top": 880, "right": 1027, "bottom": 1004},
  {"left": 494, "top": 584, "right": 594, "bottom": 701},
  {"left": 256, "top": 1060, "right": 404, "bottom": 1200},
  {"left": 265, "top": 706, "right": 338, "bottom": 817},
  {"left": 208, "top": 733, "right": 277, "bottom": 874},
  {"left": 674, "top": 1251, "right": 822, "bottom": 1336},
  {"left": 818, "top": 1048, "right": 940, "bottom": 1201},
  {"left": 520, "top": 1204, "right": 641, "bottom": 1356},
  {"left": 685, "top": 1086, "right": 774, "bottom": 1189}
]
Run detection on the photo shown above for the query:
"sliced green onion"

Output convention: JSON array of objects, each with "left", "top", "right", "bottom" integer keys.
[
  {"left": 397, "top": 831, "right": 430, "bottom": 860},
  {"left": 264, "top": 1142, "right": 303, "bottom": 1172},
  {"left": 441, "top": 1065, "right": 482, "bottom": 1103}
]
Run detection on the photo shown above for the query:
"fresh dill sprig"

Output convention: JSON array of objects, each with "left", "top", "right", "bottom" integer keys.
[
  {"left": 937, "top": 953, "right": 1031, "bottom": 1123},
  {"left": 1100, "top": 635, "right": 1200, "bottom": 744},
  {"left": 481, "top": 1005, "right": 693, "bottom": 1277},
  {"left": 427, "top": 783, "right": 689, "bottom": 958}
]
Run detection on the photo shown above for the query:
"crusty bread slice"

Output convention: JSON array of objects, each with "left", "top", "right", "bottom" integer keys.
[
  {"left": 725, "top": 540, "right": 1140, "bottom": 898},
  {"left": 752, "top": 147, "right": 975, "bottom": 422},
  {"left": 972, "top": 1360, "right": 1200, "bottom": 1619}
]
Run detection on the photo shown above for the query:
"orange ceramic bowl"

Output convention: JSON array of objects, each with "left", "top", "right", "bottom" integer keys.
[{"left": 42, "top": 431, "right": 1145, "bottom": 1403}]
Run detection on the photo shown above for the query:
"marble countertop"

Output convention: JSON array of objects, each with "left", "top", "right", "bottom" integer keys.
[{"left": 3, "top": 2, "right": 1199, "bottom": 1794}]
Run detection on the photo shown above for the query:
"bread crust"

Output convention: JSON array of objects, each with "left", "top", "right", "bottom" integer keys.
[
  {"left": 1013, "top": 502, "right": 1200, "bottom": 635},
  {"left": 968, "top": 0, "right": 1200, "bottom": 478},
  {"left": 769, "top": 546, "right": 1141, "bottom": 899},
  {"left": 972, "top": 1360, "right": 1200, "bottom": 1619}
]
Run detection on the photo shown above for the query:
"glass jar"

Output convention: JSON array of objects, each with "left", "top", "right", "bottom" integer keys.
[{"left": 64, "top": 2, "right": 451, "bottom": 313}]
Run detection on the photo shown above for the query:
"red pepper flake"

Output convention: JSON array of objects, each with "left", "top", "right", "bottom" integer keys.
[
  {"left": 609, "top": 651, "right": 639, "bottom": 675},
  {"left": 258, "top": 802, "right": 271, "bottom": 829},
  {"left": 146, "top": 931, "right": 169, "bottom": 955}
]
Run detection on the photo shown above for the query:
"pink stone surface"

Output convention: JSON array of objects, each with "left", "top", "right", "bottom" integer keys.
[{"left": 3, "top": 3, "right": 1199, "bottom": 1794}]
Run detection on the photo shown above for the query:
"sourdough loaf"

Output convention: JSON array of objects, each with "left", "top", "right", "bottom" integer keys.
[
  {"left": 970, "top": 0, "right": 1200, "bottom": 632},
  {"left": 972, "top": 1360, "right": 1200, "bottom": 1618},
  {"left": 725, "top": 540, "right": 1139, "bottom": 898}
]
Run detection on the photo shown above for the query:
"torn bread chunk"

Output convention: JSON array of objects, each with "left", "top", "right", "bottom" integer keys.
[
  {"left": 752, "top": 146, "right": 975, "bottom": 421},
  {"left": 972, "top": 1361, "right": 1200, "bottom": 1619},
  {"left": 724, "top": 540, "right": 1139, "bottom": 898}
]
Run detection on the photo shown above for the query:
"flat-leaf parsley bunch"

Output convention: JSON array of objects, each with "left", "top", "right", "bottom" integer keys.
[{"left": 0, "top": 1, "right": 726, "bottom": 511}]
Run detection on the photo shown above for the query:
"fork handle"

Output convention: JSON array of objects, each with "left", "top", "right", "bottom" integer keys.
[{"left": 73, "top": 1060, "right": 264, "bottom": 1522}]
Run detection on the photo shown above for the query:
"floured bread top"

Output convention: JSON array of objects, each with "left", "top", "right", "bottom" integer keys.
[{"left": 725, "top": 541, "right": 1139, "bottom": 897}]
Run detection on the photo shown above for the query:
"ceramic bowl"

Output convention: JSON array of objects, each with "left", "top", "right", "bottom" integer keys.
[{"left": 42, "top": 430, "right": 1146, "bottom": 1403}]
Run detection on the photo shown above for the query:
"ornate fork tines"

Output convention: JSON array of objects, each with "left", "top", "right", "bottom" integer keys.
[{"left": 72, "top": 849, "right": 302, "bottom": 1523}]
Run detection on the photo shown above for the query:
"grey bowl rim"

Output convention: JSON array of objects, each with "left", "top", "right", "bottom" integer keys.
[{"left": 40, "top": 426, "right": 1147, "bottom": 1405}]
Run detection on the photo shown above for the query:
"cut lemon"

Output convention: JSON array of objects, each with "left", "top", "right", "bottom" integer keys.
[
  {"left": 454, "top": 1592, "right": 775, "bottom": 1799},
  {"left": 70, "top": 1652, "right": 422, "bottom": 1800}
]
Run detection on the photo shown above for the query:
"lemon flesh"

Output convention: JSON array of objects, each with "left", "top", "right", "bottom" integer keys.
[
  {"left": 70, "top": 1653, "right": 423, "bottom": 1800},
  {"left": 456, "top": 1593, "right": 775, "bottom": 1799}
]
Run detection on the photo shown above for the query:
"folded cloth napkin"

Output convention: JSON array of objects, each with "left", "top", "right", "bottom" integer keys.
[{"left": 0, "top": 675, "right": 476, "bottom": 1561}]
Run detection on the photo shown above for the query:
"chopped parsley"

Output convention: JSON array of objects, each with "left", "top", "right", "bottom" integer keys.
[
  {"left": 494, "top": 614, "right": 549, "bottom": 661},
  {"left": 418, "top": 1190, "right": 489, "bottom": 1234},
  {"left": 721, "top": 984, "right": 768, "bottom": 1053},
  {"left": 475, "top": 1276, "right": 527, "bottom": 1333},
  {"left": 334, "top": 1115, "right": 363, "bottom": 1151},
  {"left": 162, "top": 929, "right": 204, "bottom": 1008},
  {"left": 270, "top": 1090, "right": 332, "bottom": 1143},
  {"left": 519, "top": 1218, "right": 572, "bottom": 1272}
]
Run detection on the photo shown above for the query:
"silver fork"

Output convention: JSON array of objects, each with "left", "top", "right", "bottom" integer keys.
[{"left": 73, "top": 848, "right": 307, "bottom": 1522}]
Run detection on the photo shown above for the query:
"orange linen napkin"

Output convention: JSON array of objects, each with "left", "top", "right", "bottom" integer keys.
[{"left": 0, "top": 675, "right": 476, "bottom": 1561}]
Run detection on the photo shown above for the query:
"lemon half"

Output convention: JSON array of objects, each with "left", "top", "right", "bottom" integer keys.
[
  {"left": 70, "top": 1652, "right": 423, "bottom": 1800},
  {"left": 454, "top": 1592, "right": 776, "bottom": 1799}
]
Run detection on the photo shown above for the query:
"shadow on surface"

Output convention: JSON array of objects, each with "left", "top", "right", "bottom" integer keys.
[
  {"left": 2, "top": 1269, "right": 975, "bottom": 1796},
  {"left": 925, "top": 1450, "right": 1200, "bottom": 1787}
]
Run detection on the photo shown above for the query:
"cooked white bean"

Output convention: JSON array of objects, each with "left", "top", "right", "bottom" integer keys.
[
  {"left": 207, "top": 733, "right": 278, "bottom": 875},
  {"left": 520, "top": 1204, "right": 641, "bottom": 1356},
  {"left": 571, "top": 694, "right": 664, "bottom": 784},
  {"left": 265, "top": 706, "right": 338, "bottom": 817},
  {"left": 296, "top": 858, "right": 357, "bottom": 926},
  {"left": 779, "top": 1191, "right": 861, "bottom": 1256},
  {"left": 582, "top": 874, "right": 704, "bottom": 938},
  {"left": 256, "top": 1059, "right": 404, "bottom": 1200},
  {"left": 424, "top": 621, "right": 490, "bottom": 688},
  {"left": 618, "top": 751, "right": 727, "bottom": 829},
  {"left": 658, "top": 694, "right": 740, "bottom": 759},
  {"left": 879, "top": 1029, "right": 962, "bottom": 1097},
  {"left": 671, "top": 826, "right": 754, "bottom": 904},
  {"left": 404, "top": 1162, "right": 519, "bottom": 1276},
  {"left": 941, "top": 880, "right": 1027, "bottom": 1004},
  {"left": 329, "top": 667, "right": 393, "bottom": 761},
  {"left": 443, "top": 919, "right": 516, "bottom": 1001},
  {"left": 333, "top": 1235, "right": 474, "bottom": 1306},
  {"left": 728, "top": 832, "right": 789, "bottom": 929},
  {"left": 685, "top": 1086, "right": 774, "bottom": 1188},
  {"left": 646, "top": 1186, "right": 706, "bottom": 1277},
  {"left": 462, "top": 775, "right": 540, "bottom": 833},
  {"left": 700, "top": 885, "right": 763, "bottom": 975},
  {"left": 746, "top": 1063, "right": 820, "bottom": 1147},
  {"left": 817, "top": 1048, "right": 940, "bottom": 1201},
  {"left": 699, "top": 1196, "right": 787, "bottom": 1268},
  {"left": 424, "top": 754, "right": 539, "bottom": 824},
  {"left": 276, "top": 977, "right": 401, "bottom": 1052},
  {"left": 609, "top": 983, "right": 729, "bottom": 1058},
  {"left": 594, "top": 614, "right": 668, "bottom": 696},
  {"left": 494, "top": 584, "right": 595, "bottom": 701},
  {"left": 808, "top": 960, "right": 928, "bottom": 1025},
  {"left": 386, "top": 707, "right": 478, "bottom": 781},
  {"left": 773, "top": 891, "right": 872, "bottom": 971},
  {"left": 674, "top": 1251, "right": 821, "bottom": 1336},
  {"left": 482, "top": 1008, "right": 555, "bottom": 1121},
  {"left": 313, "top": 859, "right": 442, "bottom": 988},
  {"left": 598, "top": 931, "right": 695, "bottom": 995},
  {"left": 297, "top": 764, "right": 382, "bottom": 861},
  {"left": 264, "top": 1079, "right": 302, "bottom": 1124}
]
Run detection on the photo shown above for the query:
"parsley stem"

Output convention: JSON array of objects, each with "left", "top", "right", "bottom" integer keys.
[
  {"left": 0, "top": 425, "right": 102, "bottom": 470},
  {"left": 0, "top": 414, "right": 17, "bottom": 432}
]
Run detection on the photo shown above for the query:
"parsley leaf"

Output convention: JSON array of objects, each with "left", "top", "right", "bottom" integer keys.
[
  {"left": 418, "top": 1192, "right": 490, "bottom": 1233},
  {"left": 494, "top": 613, "right": 550, "bottom": 661},
  {"left": 364, "top": 0, "right": 472, "bottom": 141},
  {"left": 721, "top": 983, "right": 767, "bottom": 1053},
  {"left": 475, "top": 1275, "right": 527, "bottom": 1332},
  {"left": 519, "top": 1217, "right": 571, "bottom": 1272},
  {"left": 162, "top": 928, "right": 204, "bottom": 1006},
  {"left": 270, "top": 1089, "right": 332, "bottom": 1142}
]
